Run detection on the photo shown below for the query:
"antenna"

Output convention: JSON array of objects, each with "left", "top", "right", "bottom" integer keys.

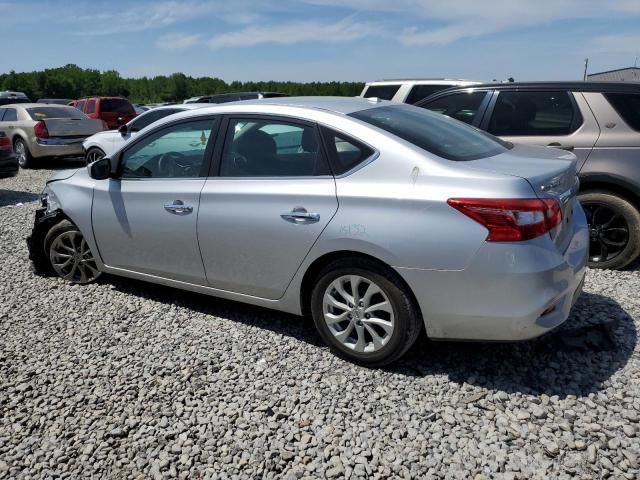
[{"left": 583, "top": 58, "right": 589, "bottom": 81}]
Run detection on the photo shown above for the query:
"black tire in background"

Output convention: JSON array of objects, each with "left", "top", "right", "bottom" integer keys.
[
  {"left": 310, "top": 257, "right": 422, "bottom": 366},
  {"left": 579, "top": 191, "right": 640, "bottom": 270}
]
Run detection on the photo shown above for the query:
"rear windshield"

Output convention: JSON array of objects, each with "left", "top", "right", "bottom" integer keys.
[
  {"left": 101, "top": 99, "right": 135, "bottom": 114},
  {"left": 350, "top": 105, "right": 511, "bottom": 161},
  {"left": 0, "top": 98, "right": 30, "bottom": 106},
  {"left": 604, "top": 93, "right": 640, "bottom": 131},
  {"left": 362, "top": 85, "right": 401, "bottom": 100},
  {"left": 27, "top": 106, "right": 87, "bottom": 120}
]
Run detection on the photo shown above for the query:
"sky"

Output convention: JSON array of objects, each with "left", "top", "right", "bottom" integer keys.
[{"left": 2, "top": 0, "right": 640, "bottom": 82}]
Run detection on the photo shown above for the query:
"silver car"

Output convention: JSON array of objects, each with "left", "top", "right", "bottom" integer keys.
[{"left": 28, "top": 97, "right": 588, "bottom": 366}]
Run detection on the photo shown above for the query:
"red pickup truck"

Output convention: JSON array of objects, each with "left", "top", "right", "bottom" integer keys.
[{"left": 68, "top": 96, "right": 137, "bottom": 130}]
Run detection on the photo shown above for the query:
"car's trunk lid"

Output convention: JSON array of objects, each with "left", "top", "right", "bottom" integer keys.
[
  {"left": 44, "top": 118, "right": 104, "bottom": 137},
  {"left": 464, "top": 143, "right": 580, "bottom": 251}
]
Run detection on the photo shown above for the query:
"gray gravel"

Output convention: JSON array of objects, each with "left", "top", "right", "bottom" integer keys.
[{"left": 1, "top": 167, "right": 639, "bottom": 479}]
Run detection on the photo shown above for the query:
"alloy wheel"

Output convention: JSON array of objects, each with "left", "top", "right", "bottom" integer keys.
[
  {"left": 49, "top": 231, "right": 101, "bottom": 284},
  {"left": 86, "top": 149, "right": 104, "bottom": 164},
  {"left": 583, "top": 201, "right": 629, "bottom": 263},
  {"left": 322, "top": 275, "right": 395, "bottom": 353},
  {"left": 15, "top": 141, "right": 26, "bottom": 167}
]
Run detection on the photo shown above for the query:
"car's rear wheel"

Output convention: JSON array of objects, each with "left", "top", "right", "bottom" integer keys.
[
  {"left": 579, "top": 191, "right": 640, "bottom": 270},
  {"left": 310, "top": 258, "right": 422, "bottom": 366},
  {"left": 14, "top": 138, "right": 35, "bottom": 169},
  {"left": 85, "top": 147, "right": 105, "bottom": 164},
  {"left": 44, "top": 220, "right": 101, "bottom": 284}
]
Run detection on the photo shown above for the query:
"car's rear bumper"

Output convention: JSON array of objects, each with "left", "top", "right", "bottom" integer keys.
[
  {"left": 396, "top": 205, "right": 589, "bottom": 341},
  {"left": 31, "top": 138, "right": 85, "bottom": 158}
]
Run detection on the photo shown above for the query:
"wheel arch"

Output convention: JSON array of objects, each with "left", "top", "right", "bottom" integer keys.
[
  {"left": 579, "top": 173, "right": 640, "bottom": 209},
  {"left": 299, "top": 250, "right": 423, "bottom": 322}
]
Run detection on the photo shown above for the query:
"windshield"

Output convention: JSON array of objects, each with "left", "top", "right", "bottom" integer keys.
[
  {"left": 27, "top": 106, "right": 87, "bottom": 120},
  {"left": 101, "top": 99, "right": 135, "bottom": 114},
  {"left": 350, "top": 105, "right": 511, "bottom": 161}
]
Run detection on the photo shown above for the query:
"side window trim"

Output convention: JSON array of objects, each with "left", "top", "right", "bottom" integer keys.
[
  {"left": 210, "top": 113, "right": 331, "bottom": 179},
  {"left": 116, "top": 116, "right": 221, "bottom": 179}
]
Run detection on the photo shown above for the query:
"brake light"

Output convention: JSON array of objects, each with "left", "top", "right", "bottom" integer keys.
[
  {"left": 0, "top": 134, "right": 9, "bottom": 148},
  {"left": 34, "top": 121, "right": 49, "bottom": 139},
  {"left": 447, "top": 198, "right": 562, "bottom": 241}
]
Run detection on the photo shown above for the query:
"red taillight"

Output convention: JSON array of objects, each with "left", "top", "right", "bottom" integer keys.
[
  {"left": 447, "top": 198, "right": 562, "bottom": 241},
  {"left": 34, "top": 121, "right": 49, "bottom": 139},
  {"left": 0, "top": 135, "right": 9, "bottom": 148}
]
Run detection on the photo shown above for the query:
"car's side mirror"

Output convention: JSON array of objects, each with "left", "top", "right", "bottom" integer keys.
[
  {"left": 118, "top": 124, "right": 128, "bottom": 135},
  {"left": 88, "top": 156, "right": 111, "bottom": 180}
]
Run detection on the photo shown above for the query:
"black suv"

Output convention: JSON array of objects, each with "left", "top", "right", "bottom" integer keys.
[{"left": 417, "top": 82, "right": 640, "bottom": 270}]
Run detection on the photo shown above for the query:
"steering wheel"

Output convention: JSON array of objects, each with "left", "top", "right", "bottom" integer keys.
[{"left": 157, "top": 151, "right": 187, "bottom": 177}]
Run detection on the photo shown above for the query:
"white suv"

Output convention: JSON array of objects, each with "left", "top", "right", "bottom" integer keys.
[{"left": 360, "top": 79, "right": 481, "bottom": 104}]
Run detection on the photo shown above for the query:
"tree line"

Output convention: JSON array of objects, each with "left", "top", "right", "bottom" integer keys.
[{"left": 0, "top": 64, "right": 365, "bottom": 103}]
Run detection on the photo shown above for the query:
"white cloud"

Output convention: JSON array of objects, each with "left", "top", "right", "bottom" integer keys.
[
  {"left": 209, "top": 19, "right": 377, "bottom": 48},
  {"left": 156, "top": 33, "right": 203, "bottom": 50}
]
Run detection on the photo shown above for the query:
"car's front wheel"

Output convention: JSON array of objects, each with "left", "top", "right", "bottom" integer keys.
[
  {"left": 310, "top": 258, "right": 422, "bottom": 366},
  {"left": 14, "top": 138, "right": 35, "bottom": 169},
  {"left": 44, "top": 220, "right": 101, "bottom": 284},
  {"left": 579, "top": 191, "right": 640, "bottom": 270},
  {"left": 85, "top": 147, "right": 105, "bottom": 164}
]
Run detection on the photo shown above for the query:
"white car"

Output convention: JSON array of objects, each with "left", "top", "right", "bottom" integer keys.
[
  {"left": 360, "top": 79, "right": 481, "bottom": 104},
  {"left": 83, "top": 104, "right": 207, "bottom": 162}
]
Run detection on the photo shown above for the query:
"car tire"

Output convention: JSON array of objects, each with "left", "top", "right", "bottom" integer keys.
[
  {"left": 44, "top": 220, "right": 101, "bottom": 284},
  {"left": 310, "top": 257, "right": 422, "bottom": 366},
  {"left": 14, "top": 138, "right": 36, "bottom": 169},
  {"left": 85, "top": 147, "right": 105, "bottom": 164},
  {"left": 579, "top": 191, "right": 640, "bottom": 270}
]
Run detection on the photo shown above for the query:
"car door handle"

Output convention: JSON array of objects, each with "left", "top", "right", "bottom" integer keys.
[
  {"left": 164, "top": 200, "right": 193, "bottom": 215},
  {"left": 548, "top": 142, "right": 574, "bottom": 152},
  {"left": 280, "top": 207, "right": 320, "bottom": 224}
]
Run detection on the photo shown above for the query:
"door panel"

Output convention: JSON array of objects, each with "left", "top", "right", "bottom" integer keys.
[
  {"left": 483, "top": 90, "right": 600, "bottom": 169},
  {"left": 198, "top": 178, "right": 338, "bottom": 299},
  {"left": 92, "top": 179, "right": 206, "bottom": 284}
]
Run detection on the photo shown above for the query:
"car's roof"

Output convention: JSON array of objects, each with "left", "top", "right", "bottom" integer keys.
[
  {"left": 366, "top": 79, "right": 481, "bottom": 86},
  {"left": 198, "top": 95, "right": 390, "bottom": 115},
  {"left": 151, "top": 104, "right": 208, "bottom": 111},
  {"left": 3, "top": 103, "right": 77, "bottom": 109},
  {"left": 432, "top": 81, "right": 640, "bottom": 93}
]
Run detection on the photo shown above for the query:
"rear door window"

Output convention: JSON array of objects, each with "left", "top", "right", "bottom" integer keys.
[
  {"left": 405, "top": 85, "right": 449, "bottom": 104},
  {"left": 86, "top": 100, "right": 96, "bottom": 114},
  {"left": 420, "top": 91, "right": 488, "bottom": 125},
  {"left": 75, "top": 100, "right": 86, "bottom": 111},
  {"left": 2, "top": 108, "right": 17, "bottom": 122},
  {"left": 604, "top": 93, "right": 640, "bottom": 131},
  {"left": 220, "top": 118, "right": 329, "bottom": 177},
  {"left": 488, "top": 91, "right": 581, "bottom": 136},
  {"left": 362, "top": 85, "right": 401, "bottom": 100}
]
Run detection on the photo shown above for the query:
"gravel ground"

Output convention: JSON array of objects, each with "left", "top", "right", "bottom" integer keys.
[{"left": 1, "top": 167, "right": 639, "bottom": 480}]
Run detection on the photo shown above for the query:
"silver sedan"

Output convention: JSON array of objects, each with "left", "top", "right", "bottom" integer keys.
[{"left": 28, "top": 97, "right": 588, "bottom": 366}]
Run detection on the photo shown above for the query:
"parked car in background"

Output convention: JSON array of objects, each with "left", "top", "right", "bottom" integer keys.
[
  {"left": 29, "top": 97, "right": 587, "bottom": 366},
  {"left": 360, "top": 79, "right": 481, "bottom": 104},
  {"left": 0, "top": 130, "right": 18, "bottom": 176},
  {"left": 69, "top": 96, "right": 137, "bottom": 129},
  {"left": 0, "top": 91, "right": 31, "bottom": 106},
  {"left": 83, "top": 104, "right": 208, "bottom": 162},
  {"left": 417, "top": 81, "right": 640, "bottom": 270},
  {"left": 183, "top": 92, "right": 289, "bottom": 104},
  {"left": 0, "top": 104, "right": 104, "bottom": 168},
  {"left": 37, "top": 98, "right": 72, "bottom": 105}
]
